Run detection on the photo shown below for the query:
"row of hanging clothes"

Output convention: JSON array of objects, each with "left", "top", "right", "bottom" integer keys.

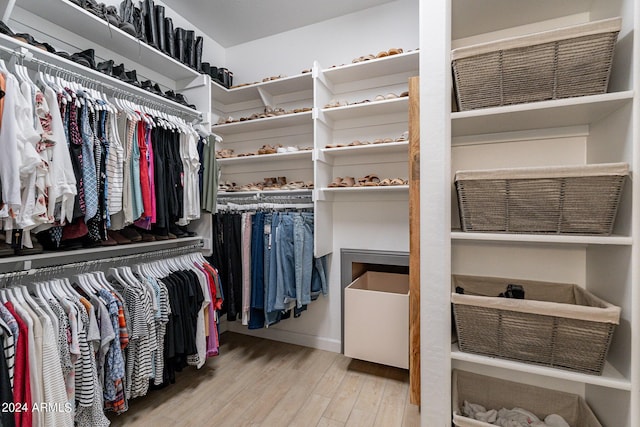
[
  {"left": 213, "top": 194, "right": 328, "bottom": 330},
  {"left": 0, "top": 48, "right": 219, "bottom": 255},
  {"left": 0, "top": 245, "right": 222, "bottom": 427}
]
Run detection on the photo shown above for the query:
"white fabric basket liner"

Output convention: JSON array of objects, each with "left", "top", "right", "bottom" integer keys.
[
  {"left": 454, "top": 162, "right": 628, "bottom": 182},
  {"left": 451, "top": 275, "right": 621, "bottom": 324},
  {"left": 451, "top": 17, "right": 622, "bottom": 61}
]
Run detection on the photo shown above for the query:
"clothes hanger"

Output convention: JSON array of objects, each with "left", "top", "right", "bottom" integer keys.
[
  {"left": 0, "top": 57, "right": 9, "bottom": 74},
  {"left": 19, "top": 285, "right": 41, "bottom": 313},
  {"left": 72, "top": 273, "right": 94, "bottom": 296},
  {"left": 9, "top": 285, "right": 26, "bottom": 305},
  {"left": 101, "top": 271, "right": 117, "bottom": 292}
]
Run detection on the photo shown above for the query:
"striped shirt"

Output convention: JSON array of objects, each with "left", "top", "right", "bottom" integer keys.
[
  {"left": 0, "top": 305, "right": 17, "bottom": 389},
  {"left": 106, "top": 111, "right": 124, "bottom": 215}
]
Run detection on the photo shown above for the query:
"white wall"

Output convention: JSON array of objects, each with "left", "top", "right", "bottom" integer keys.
[{"left": 226, "top": 0, "right": 419, "bottom": 85}]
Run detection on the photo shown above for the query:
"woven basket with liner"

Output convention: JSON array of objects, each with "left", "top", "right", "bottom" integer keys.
[
  {"left": 455, "top": 162, "right": 628, "bottom": 235},
  {"left": 452, "top": 275, "right": 621, "bottom": 375},
  {"left": 452, "top": 369, "right": 603, "bottom": 426},
  {"left": 452, "top": 17, "right": 621, "bottom": 111}
]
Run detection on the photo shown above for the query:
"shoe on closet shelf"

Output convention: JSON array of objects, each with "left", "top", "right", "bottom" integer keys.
[
  {"left": 395, "top": 131, "right": 409, "bottom": 142},
  {"left": 104, "top": 5, "right": 123, "bottom": 27},
  {"left": 169, "top": 225, "right": 186, "bottom": 238},
  {"left": 70, "top": 49, "right": 96, "bottom": 69},
  {"left": 100, "top": 234, "right": 119, "bottom": 247},
  {"left": 151, "top": 228, "right": 169, "bottom": 241},
  {"left": 112, "top": 63, "right": 127, "bottom": 80},
  {"left": 174, "top": 93, "right": 196, "bottom": 109},
  {"left": 15, "top": 240, "right": 44, "bottom": 256},
  {"left": 107, "top": 230, "right": 132, "bottom": 245},
  {"left": 142, "top": 80, "right": 163, "bottom": 96},
  {"left": 276, "top": 146, "right": 299, "bottom": 154},
  {"left": 13, "top": 33, "right": 52, "bottom": 52},
  {"left": 352, "top": 54, "right": 375, "bottom": 63},
  {"left": 124, "top": 69, "right": 141, "bottom": 87},
  {"left": 97, "top": 59, "right": 114, "bottom": 75},
  {"left": 120, "top": 227, "right": 142, "bottom": 242},
  {"left": 138, "top": 229, "right": 156, "bottom": 243},
  {"left": 176, "top": 225, "right": 197, "bottom": 237},
  {"left": 0, "top": 20, "right": 14, "bottom": 37},
  {"left": 324, "top": 99, "right": 347, "bottom": 108}
]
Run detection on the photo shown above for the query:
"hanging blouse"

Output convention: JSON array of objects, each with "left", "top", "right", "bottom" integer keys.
[{"left": 43, "top": 86, "right": 77, "bottom": 225}]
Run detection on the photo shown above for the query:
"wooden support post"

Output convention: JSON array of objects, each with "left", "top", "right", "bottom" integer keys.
[{"left": 408, "top": 76, "right": 420, "bottom": 406}]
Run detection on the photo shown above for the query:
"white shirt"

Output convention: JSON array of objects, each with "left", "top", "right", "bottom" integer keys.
[
  {"left": 0, "top": 74, "right": 23, "bottom": 219},
  {"left": 43, "top": 86, "right": 77, "bottom": 225}
]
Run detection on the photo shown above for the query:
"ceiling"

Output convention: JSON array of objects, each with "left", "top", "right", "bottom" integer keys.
[{"left": 161, "top": 0, "right": 396, "bottom": 47}]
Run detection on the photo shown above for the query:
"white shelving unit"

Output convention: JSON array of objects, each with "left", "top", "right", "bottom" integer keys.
[
  {"left": 421, "top": 1, "right": 638, "bottom": 426},
  {"left": 211, "top": 72, "right": 316, "bottom": 241},
  {"left": 16, "top": 0, "right": 200, "bottom": 82},
  {"left": 211, "top": 53, "right": 417, "bottom": 257},
  {"left": 313, "top": 53, "right": 417, "bottom": 256}
]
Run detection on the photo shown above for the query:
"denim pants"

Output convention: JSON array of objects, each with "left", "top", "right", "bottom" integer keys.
[
  {"left": 264, "top": 213, "right": 281, "bottom": 326},
  {"left": 293, "top": 212, "right": 315, "bottom": 307},
  {"left": 248, "top": 212, "right": 265, "bottom": 329},
  {"left": 275, "top": 213, "right": 297, "bottom": 310},
  {"left": 312, "top": 255, "right": 328, "bottom": 298}
]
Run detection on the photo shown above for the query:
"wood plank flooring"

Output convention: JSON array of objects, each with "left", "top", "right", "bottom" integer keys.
[{"left": 108, "top": 332, "right": 420, "bottom": 427}]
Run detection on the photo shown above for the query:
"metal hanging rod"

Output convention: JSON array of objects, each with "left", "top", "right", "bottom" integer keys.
[
  {"left": 217, "top": 190, "right": 313, "bottom": 200},
  {"left": 0, "top": 43, "right": 202, "bottom": 121},
  {"left": 0, "top": 241, "right": 204, "bottom": 286}
]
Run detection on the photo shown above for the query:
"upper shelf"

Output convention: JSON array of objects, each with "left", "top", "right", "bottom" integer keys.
[
  {"left": 0, "top": 33, "right": 201, "bottom": 118},
  {"left": 17, "top": 0, "right": 200, "bottom": 81},
  {"left": 322, "top": 50, "right": 419, "bottom": 85},
  {"left": 217, "top": 150, "right": 313, "bottom": 164},
  {"left": 321, "top": 97, "right": 409, "bottom": 123},
  {"left": 211, "top": 73, "right": 313, "bottom": 106},
  {"left": 452, "top": 91, "right": 634, "bottom": 137},
  {"left": 319, "top": 141, "right": 408, "bottom": 162},
  {"left": 451, "top": 231, "right": 633, "bottom": 246},
  {"left": 212, "top": 111, "right": 313, "bottom": 135}
]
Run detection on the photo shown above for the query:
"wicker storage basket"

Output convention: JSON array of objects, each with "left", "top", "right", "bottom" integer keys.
[
  {"left": 452, "top": 275, "right": 620, "bottom": 375},
  {"left": 452, "top": 370, "right": 603, "bottom": 427},
  {"left": 455, "top": 162, "right": 628, "bottom": 235},
  {"left": 452, "top": 17, "right": 621, "bottom": 111}
]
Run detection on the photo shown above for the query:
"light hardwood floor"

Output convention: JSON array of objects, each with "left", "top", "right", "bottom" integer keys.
[{"left": 108, "top": 332, "right": 420, "bottom": 427}]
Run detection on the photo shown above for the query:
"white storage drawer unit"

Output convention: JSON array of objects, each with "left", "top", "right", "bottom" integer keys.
[{"left": 344, "top": 271, "right": 409, "bottom": 369}]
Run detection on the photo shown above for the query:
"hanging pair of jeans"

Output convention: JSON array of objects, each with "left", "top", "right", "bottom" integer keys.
[
  {"left": 294, "top": 212, "right": 314, "bottom": 307},
  {"left": 248, "top": 212, "right": 265, "bottom": 329},
  {"left": 264, "top": 212, "right": 281, "bottom": 326},
  {"left": 274, "top": 213, "right": 296, "bottom": 312}
]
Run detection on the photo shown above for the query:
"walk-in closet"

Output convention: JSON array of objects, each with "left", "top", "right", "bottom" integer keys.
[{"left": 0, "top": 0, "right": 637, "bottom": 426}]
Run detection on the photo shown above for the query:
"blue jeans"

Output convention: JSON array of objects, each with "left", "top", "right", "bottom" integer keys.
[
  {"left": 294, "top": 213, "right": 315, "bottom": 307},
  {"left": 248, "top": 212, "right": 265, "bottom": 329},
  {"left": 312, "top": 255, "right": 328, "bottom": 299},
  {"left": 275, "top": 213, "right": 297, "bottom": 310},
  {"left": 264, "top": 213, "right": 281, "bottom": 326}
]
